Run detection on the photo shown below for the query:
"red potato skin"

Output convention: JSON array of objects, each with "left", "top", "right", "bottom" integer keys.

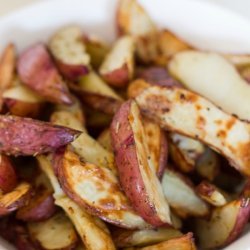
[
  {"left": 110, "top": 100, "right": 166, "bottom": 227},
  {"left": 4, "top": 98, "right": 44, "bottom": 118},
  {"left": 54, "top": 59, "right": 89, "bottom": 81},
  {"left": 17, "top": 43, "right": 72, "bottom": 105},
  {"left": 0, "top": 115, "right": 81, "bottom": 156},
  {"left": 137, "top": 67, "right": 182, "bottom": 87},
  {"left": 16, "top": 189, "right": 56, "bottom": 222},
  {"left": 0, "top": 155, "right": 17, "bottom": 193},
  {"left": 101, "top": 63, "right": 130, "bottom": 88}
]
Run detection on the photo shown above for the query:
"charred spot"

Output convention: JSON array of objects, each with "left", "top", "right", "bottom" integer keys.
[
  {"left": 197, "top": 116, "right": 206, "bottom": 127},
  {"left": 225, "top": 118, "right": 236, "bottom": 130},
  {"left": 216, "top": 130, "right": 227, "bottom": 139},
  {"left": 195, "top": 104, "right": 202, "bottom": 110},
  {"left": 214, "top": 120, "right": 222, "bottom": 125},
  {"left": 144, "top": 95, "right": 171, "bottom": 114}
]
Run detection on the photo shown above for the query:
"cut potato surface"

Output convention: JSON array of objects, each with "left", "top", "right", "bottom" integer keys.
[
  {"left": 111, "top": 100, "right": 171, "bottom": 226},
  {"left": 28, "top": 212, "right": 78, "bottom": 250},
  {"left": 161, "top": 169, "right": 209, "bottom": 218},
  {"left": 136, "top": 86, "right": 250, "bottom": 176},
  {"left": 169, "top": 51, "right": 250, "bottom": 121},
  {"left": 55, "top": 148, "right": 149, "bottom": 229},
  {"left": 194, "top": 198, "right": 250, "bottom": 249},
  {"left": 49, "top": 25, "right": 89, "bottom": 80},
  {"left": 100, "top": 35, "right": 135, "bottom": 87}
]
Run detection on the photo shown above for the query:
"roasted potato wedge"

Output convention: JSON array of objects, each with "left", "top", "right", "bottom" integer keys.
[
  {"left": 49, "top": 25, "right": 90, "bottom": 81},
  {"left": 136, "top": 86, "right": 250, "bottom": 176},
  {"left": 84, "top": 35, "right": 110, "bottom": 69},
  {"left": 27, "top": 212, "right": 78, "bottom": 250},
  {"left": 161, "top": 169, "right": 209, "bottom": 218},
  {"left": 0, "top": 182, "right": 31, "bottom": 216},
  {"left": 155, "top": 30, "right": 191, "bottom": 66},
  {"left": 16, "top": 188, "right": 56, "bottom": 222},
  {"left": 196, "top": 181, "right": 227, "bottom": 207},
  {"left": 116, "top": 0, "right": 158, "bottom": 63},
  {"left": 3, "top": 83, "right": 44, "bottom": 118},
  {"left": 111, "top": 100, "right": 171, "bottom": 226},
  {"left": 97, "top": 128, "right": 113, "bottom": 152},
  {"left": 169, "top": 51, "right": 250, "bottom": 121},
  {"left": 128, "top": 233, "right": 196, "bottom": 250},
  {"left": 168, "top": 133, "right": 205, "bottom": 173},
  {"left": 70, "top": 71, "right": 123, "bottom": 115},
  {"left": 0, "top": 115, "right": 80, "bottom": 156},
  {"left": 195, "top": 147, "right": 220, "bottom": 181},
  {"left": 113, "top": 227, "right": 182, "bottom": 248},
  {"left": 0, "top": 43, "right": 15, "bottom": 91},
  {"left": 54, "top": 147, "right": 149, "bottom": 229},
  {"left": 194, "top": 198, "right": 250, "bottom": 249},
  {"left": 17, "top": 43, "right": 72, "bottom": 104},
  {"left": 99, "top": 35, "right": 135, "bottom": 87},
  {"left": 0, "top": 155, "right": 17, "bottom": 194},
  {"left": 38, "top": 155, "right": 116, "bottom": 250}
]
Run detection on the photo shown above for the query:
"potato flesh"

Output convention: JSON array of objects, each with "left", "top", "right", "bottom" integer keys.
[
  {"left": 37, "top": 155, "right": 116, "bottom": 250},
  {"left": 117, "top": 0, "right": 156, "bottom": 36},
  {"left": 79, "top": 72, "right": 122, "bottom": 100},
  {"left": 161, "top": 169, "right": 208, "bottom": 217},
  {"left": 136, "top": 86, "right": 250, "bottom": 176},
  {"left": 129, "top": 102, "right": 171, "bottom": 224},
  {"left": 169, "top": 51, "right": 250, "bottom": 121},
  {"left": 58, "top": 149, "right": 148, "bottom": 229},
  {"left": 49, "top": 25, "right": 90, "bottom": 65},
  {"left": 28, "top": 212, "right": 78, "bottom": 250},
  {"left": 100, "top": 35, "right": 134, "bottom": 75}
]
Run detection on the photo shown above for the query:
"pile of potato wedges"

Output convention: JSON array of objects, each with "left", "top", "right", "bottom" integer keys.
[{"left": 0, "top": 0, "right": 250, "bottom": 249}]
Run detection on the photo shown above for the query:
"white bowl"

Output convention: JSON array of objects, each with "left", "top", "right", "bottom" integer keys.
[{"left": 0, "top": 0, "right": 250, "bottom": 249}]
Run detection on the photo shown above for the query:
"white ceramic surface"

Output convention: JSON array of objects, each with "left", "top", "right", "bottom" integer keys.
[{"left": 0, "top": 0, "right": 250, "bottom": 249}]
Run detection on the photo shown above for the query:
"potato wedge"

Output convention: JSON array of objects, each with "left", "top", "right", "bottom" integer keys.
[
  {"left": 136, "top": 86, "right": 250, "bottom": 176},
  {"left": 70, "top": 71, "right": 123, "bottom": 115},
  {"left": 155, "top": 30, "right": 191, "bottom": 66},
  {"left": 97, "top": 129, "right": 113, "bottom": 152},
  {"left": 130, "top": 233, "right": 196, "bottom": 250},
  {"left": 0, "top": 155, "right": 17, "bottom": 194},
  {"left": 168, "top": 133, "right": 205, "bottom": 173},
  {"left": 16, "top": 188, "right": 56, "bottom": 222},
  {"left": 169, "top": 51, "right": 250, "bottom": 121},
  {"left": 0, "top": 115, "right": 80, "bottom": 156},
  {"left": 84, "top": 35, "right": 110, "bottom": 69},
  {"left": 0, "top": 182, "right": 31, "bottom": 216},
  {"left": 28, "top": 212, "right": 78, "bottom": 250},
  {"left": 99, "top": 35, "right": 135, "bottom": 87},
  {"left": 54, "top": 147, "right": 149, "bottom": 229},
  {"left": 37, "top": 154, "right": 117, "bottom": 250},
  {"left": 143, "top": 119, "right": 168, "bottom": 178},
  {"left": 195, "top": 147, "right": 220, "bottom": 181},
  {"left": 196, "top": 181, "right": 227, "bottom": 207},
  {"left": 51, "top": 110, "right": 116, "bottom": 174},
  {"left": 194, "top": 198, "right": 250, "bottom": 249},
  {"left": 0, "top": 44, "right": 15, "bottom": 91},
  {"left": 49, "top": 25, "right": 90, "bottom": 81},
  {"left": 3, "top": 83, "right": 44, "bottom": 118},
  {"left": 116, "top": 0, "right": 158, "bottom": 63},
  {"left": 111, "top": 100, "right": 171, "bottom": 226},
  {"left": 113, "top": 227, "right": 182, "bottom": 248},
  {"left": 136, "top": 66, "right": 182, "bottom": 87},
  {"left": 161, "top": 169, "right": 209, "bottom": 218},
  {"left": 17, "top": 43, "right": 72, "bottom": 104}
]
